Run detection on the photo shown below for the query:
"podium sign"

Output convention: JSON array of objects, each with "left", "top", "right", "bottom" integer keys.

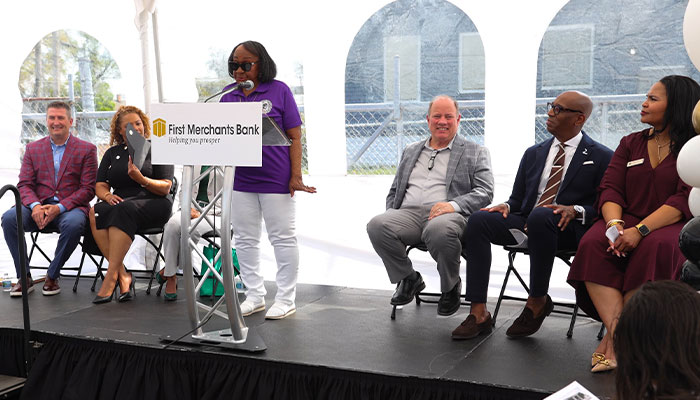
[{"left": 150, "top": 102, "right": 262, "bottom": 166}]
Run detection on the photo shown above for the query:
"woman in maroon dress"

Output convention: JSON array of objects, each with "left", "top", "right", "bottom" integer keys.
[{"left": 568, "top": 75, "right": 700, "bottom": 373}]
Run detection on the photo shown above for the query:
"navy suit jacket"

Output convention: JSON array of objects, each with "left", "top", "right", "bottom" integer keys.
[{"left": 506, "top": 132, "right": 613, "bottom": 226}]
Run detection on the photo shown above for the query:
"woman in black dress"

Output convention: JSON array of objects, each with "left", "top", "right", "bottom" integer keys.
[{"left": 89, "top": 105, "right": 174, "bottom": 304}]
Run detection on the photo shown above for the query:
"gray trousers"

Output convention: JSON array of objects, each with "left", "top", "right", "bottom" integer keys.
[
  {"left": 162, "top": 211, "right": 221, "bottom": 277},
  {"left": 367, "top": 206, "right": 467, "bottom": 292}
]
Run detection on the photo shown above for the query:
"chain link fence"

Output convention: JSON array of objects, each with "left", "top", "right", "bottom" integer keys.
[
  {"left": 535, "top": 94, "right": 646, "bottom": 150},
  {"left": 18, "top": 94, "right": 647, "bottom": 174},
  {"left": 345, "top": 101, "right": 485, "bottom": 174},
  {"left": 347, "top": 94, "right": 647, "bottom": 175},
  {"left": 21, "top": 105, "right": 114, "bottom": 161}
]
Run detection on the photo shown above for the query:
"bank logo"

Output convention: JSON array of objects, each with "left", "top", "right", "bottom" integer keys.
[{"left": 153, "top": 118, "right": 166, "bottom": 137}]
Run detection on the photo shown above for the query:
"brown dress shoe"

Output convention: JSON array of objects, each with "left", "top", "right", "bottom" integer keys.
[
  {"left": 452, "top": 312, "right": 493, "bottom": 340},
  {"left": 10, "top": 278, "right": 34, "bottom": 298},
  {"left": 505, "top": 295, "right": 554, "bottom": 338},
  {"left": 42, "top": 276, "right": 61, "bottom": 296}
]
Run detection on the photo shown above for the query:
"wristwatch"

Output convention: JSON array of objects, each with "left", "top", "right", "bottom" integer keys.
[
  {"left": 635, "top": 223, "right": 650, "bottom": 237},
  {"left": 573, "top": 205, "right": 584, "bottom": 217}
]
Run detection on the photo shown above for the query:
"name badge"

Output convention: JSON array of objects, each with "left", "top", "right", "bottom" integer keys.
[{"left": 627, "top": 158, "right": 644, "bottom": 167}]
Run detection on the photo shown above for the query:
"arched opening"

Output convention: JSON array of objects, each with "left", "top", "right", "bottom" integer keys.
[
  {"left": 18, "top": 29, "right": 122, "bottom": 159},
  {"left": 344, "top": 0, "right": 484, "bottom": 174},
  {"left": 535, "top": 0, "right": 699, "bottom": 148}
]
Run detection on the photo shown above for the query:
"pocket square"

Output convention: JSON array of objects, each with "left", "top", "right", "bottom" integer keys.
[{"left": 583, "top": 160, "right": 594, "bottom": 165}]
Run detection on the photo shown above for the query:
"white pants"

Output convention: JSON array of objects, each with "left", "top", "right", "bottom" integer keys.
[
  {"left": 231, "top": 191, "right": 298, "bottom": 306},
  {"left": 162, "top": 211, "right": 222, "bottom": 277}
]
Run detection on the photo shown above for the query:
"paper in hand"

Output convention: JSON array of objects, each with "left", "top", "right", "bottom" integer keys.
[
  {"left": 125, "top": 123, "right": 151, "bottom": 170},
  {"left": 605, "top": 225, "right": 620, "bottom": 243}
]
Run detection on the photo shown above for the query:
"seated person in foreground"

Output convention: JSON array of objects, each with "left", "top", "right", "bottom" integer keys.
[
  {"left": 452, "top": 91, "right": 612, "bottom": 340},
  {"left": 2, "top": 101, "right": 97, "bottom": 296},
  {"left": 367, "top": 95, "right": 494, "bottom": 316},
  {"left": 614, "top": 280, "right": 700, "bottom": 399},
  {"left": 568, "top": 75, "right": 700, "bottom": 373},
  {"left": 90, "top": 105, "right": 174, "bottom": 304},
  {"left": 157, "top": 166, "right": 224, "bottom": 301}
]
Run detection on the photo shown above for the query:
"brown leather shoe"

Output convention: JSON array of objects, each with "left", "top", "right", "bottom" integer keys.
[
  {"left": 452, "top": 312, "right": 493, "bottom": 340},
  {"left": 42, "top": 276, "right": 61, "bottom": 296},
  {"left": 10, "top": 278, "right": 34, "bottom": 297},
  {"left": 506, "top": 295, "right": 554, "bottom": 338}
]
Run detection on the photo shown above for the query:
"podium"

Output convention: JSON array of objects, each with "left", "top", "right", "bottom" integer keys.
[{"left": 150, "top": 102, "right": 288, "bottom": 352}]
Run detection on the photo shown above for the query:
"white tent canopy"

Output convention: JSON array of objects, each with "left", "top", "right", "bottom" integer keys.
[{"left": 0, "top": 0, "right": 568, "bottom": 184}]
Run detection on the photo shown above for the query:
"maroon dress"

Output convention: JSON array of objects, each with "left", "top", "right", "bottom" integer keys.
[{"left": 567, "top": 129, "right": 692, "bottom": 320}]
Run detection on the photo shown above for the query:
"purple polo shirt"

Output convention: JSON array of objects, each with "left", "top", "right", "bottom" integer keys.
[{"left": 221, "top": 80, "right": 302, "bottom": 193}]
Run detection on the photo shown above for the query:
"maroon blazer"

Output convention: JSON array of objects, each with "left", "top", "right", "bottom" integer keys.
[{"left": 18, "top": 135, "right": 98, "bottom": 216}]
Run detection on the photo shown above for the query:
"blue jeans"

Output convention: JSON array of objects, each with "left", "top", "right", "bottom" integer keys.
[{"left": 2, "top": 205, "right": 86, "bottom": 279}]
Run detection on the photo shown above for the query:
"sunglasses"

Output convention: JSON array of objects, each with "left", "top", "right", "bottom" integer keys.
[{"left": 229, "top": 61, "right": 258, "bottom": 72}]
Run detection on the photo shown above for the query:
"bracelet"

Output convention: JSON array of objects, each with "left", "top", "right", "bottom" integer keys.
[
  {"left": 140, "top": 179, "right": 150, "bottom": 188},
  {"left": 606, "top": 219, "right": 625, "bottom": 229}
]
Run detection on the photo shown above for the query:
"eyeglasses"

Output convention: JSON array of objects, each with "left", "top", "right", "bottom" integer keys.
[
  {"left": 428, "top": 150, "right": 439, "bottom": 170},
  {"left": 229, "top": 61, "right": 258, "bottom": 72},
  {"left": 547, "top": 102, "right": 583, "bottom": 115}
]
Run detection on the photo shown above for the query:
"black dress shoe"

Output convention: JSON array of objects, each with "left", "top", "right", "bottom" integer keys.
[
  {"left": 438, "top": 278, "right": 461, "bottom": 316},
  {"left": 390, "top": 272, "right": 426, "bottom": 306},
  {"left": 506, "top": 295, "right": 554, "bottom": 338}
]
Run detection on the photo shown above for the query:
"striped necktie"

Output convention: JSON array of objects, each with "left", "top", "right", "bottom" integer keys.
[{"left": 536, "top": 143, "right": 566, "bottom": 207}]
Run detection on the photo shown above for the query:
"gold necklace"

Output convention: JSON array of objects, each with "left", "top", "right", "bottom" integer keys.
[{"left": 653, "top": 133, "right": 671, "bottom": 163}]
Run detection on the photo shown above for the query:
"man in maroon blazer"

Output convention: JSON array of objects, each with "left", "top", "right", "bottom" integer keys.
[{"left": 2, "top": 101, "right": 97, "bottom": 296}]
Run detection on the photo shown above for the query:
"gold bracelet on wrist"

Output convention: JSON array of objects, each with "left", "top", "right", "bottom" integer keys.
[{"left": 606, "top": 219, "right": 625, "bottom": 229}]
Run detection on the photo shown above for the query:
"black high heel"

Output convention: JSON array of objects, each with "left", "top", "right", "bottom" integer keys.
[
  {"left": 118, "top": 273, "right": 135, "bottom": 303},
  {"left": 93, "top": 285, "right": 117, "bottom": 304}
]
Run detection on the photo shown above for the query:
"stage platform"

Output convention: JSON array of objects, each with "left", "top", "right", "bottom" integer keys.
[{"left": 0, "top": 278, "right": 615, "bottom": 399}]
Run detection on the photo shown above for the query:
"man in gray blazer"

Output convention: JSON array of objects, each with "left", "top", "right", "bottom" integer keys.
[{"left": 367, "top": 95, "right": 494, "bottom": 316}]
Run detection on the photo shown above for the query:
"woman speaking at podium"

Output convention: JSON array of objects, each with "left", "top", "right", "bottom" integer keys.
[{"left": 221, "top": 41, "right": 315, "bottom": 320}]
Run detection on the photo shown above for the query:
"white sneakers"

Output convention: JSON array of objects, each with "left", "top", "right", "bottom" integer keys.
[
  {"left": 240, "top": 298, "right": 266, "bottom": 316},
  {"left": 265, "top": 303, "right": 296, "bottom": 320},
  {"left": 239, "top": 298, "right": 296, "bottom": 320}
]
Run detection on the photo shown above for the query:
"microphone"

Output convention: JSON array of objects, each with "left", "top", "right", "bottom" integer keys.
[{"left": 204, "top": 80, "right": 254, "bottom": 103}]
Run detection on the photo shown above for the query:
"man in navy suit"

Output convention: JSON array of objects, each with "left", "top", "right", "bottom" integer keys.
[{"left": 451, "top": 91, "right": 613, "bottom": 340}]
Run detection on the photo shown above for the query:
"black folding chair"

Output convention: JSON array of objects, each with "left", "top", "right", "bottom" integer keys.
[
  {"left": 492, "top": 245, "right": 604, "bottom": 338},
  {"left": 27, "top": 225, "right": 101, "bottom": 291},
  {"left": 390, "top": 243, "right": 470, "bottom": 320}
]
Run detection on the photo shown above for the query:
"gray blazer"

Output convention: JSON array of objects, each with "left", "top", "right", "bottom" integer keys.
[{"left": 386, "top": 135, "right": 494, "bottom": 217}]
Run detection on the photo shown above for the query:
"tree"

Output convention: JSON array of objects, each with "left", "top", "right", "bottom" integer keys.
[
  {"left": 195, "top": 47, "right": 231, "bottom": 102},
  {"left": 18, "top": 29, "right": 120, "bottom": 112}
]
